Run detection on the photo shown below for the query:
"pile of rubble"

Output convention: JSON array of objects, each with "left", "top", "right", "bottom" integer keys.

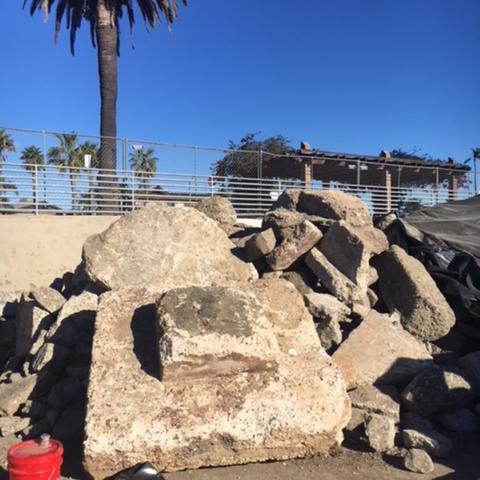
[{"left": 0, "top": 191, "right": 479, "bottom": 477}]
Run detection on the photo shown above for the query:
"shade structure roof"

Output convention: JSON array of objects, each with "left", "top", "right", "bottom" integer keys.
[{"left": 260, "top": 148, "right": 470, "bottom": 187}]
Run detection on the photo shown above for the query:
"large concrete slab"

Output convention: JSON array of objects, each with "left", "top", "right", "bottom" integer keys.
[{"left": 84, "top": 282, "right": 350, "bottom": 477}]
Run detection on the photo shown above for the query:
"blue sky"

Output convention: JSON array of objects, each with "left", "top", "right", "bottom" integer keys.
[{"left": 1, "top": 0, "right": 479, "bottom": 168}]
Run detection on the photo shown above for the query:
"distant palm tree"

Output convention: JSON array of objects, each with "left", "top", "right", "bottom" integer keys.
[
  {"left": 0, "top": 129, "right": 17, "bottom": 206},
  {"left": 130, "top": 148, "right": 158, "bottom": 197},
  {"left": 48, "top": 133, "right": 83, "bottom": 210},
  {"left": 20, "top": 145, "right": 44, "bottom": 205}
]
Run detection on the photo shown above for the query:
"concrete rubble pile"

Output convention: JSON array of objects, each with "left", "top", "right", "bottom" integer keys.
[{"left": 0, "top": 191, "right": 479, "bottom": 477}]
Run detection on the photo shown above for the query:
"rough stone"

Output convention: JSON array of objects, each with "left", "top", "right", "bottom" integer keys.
[
  {"left": 271, "top": 189, "right": 301, "bottom": 210},
  {"left": 348, "top": 385, "right": 400, "bottom": 423},
  {"left": 83, "top": 204, "right": 257, "bottom": 291},
  {"left": 437, "top": 407, "right": 478, "bottom": 433},
  {"left": 244, "top": 228, "right": 276, "bottom": 261},
  {"left": 402, "top": 428, "right": 453, "bottom": 458},
  {"left": 403, "top": 449, "right": 434, "bottom": 474},
  {"left": 0, "top": 375, "right": 38, "bottom": 416},
  {"left": 297, "top": 190, "right": 373, "bottom": 227},
  {"left": 31, "top": 288, "right": 66, "bottom": 314},
  {"left": 458, "top": 351, "right": 480, "bottom": 382},
  {"left": 83, "top": 284, "right": 350, "bottom": 477},
  {"left": 0, "top": 415, "right": 31, "bottom": 436},
  {"left": 320, "top": 222, "right": 388, "bottom": 286},
  {"left": 332, "top": 311, "right": 432, "bottom": 389},
  {"left": 266, "top": 220, "right": 322, "bottom": 271},
  {"left": 315, "top": 319, "right": 342, "bottom": 352},
  {"left": 373, "top": 245, "right": 455, "bottom": 341},
  {"left": 15, "top": 295, "right": 53, "bottom": 356},
  {"left": 364, "top": 414, "right": 395, "bottom": 452},
  {"left": 31, "top": 342, "right": 71, "bottom": 374},
  {"left": 0, "top": 435, "right": 19, "bottom": 469},
  {"left": 368, "top": 267, "right": 379, "bottom": 286},
  {"left": 304, "top": 293, "right": 351, "bottom": 323},
  {"left": 194, "top": 196, "right": 237, "bottom": 233},
  {"left": 306, "top": 248, "right": 364, "bottom": 304},
  {"left": 262, "top": 209, "right": 306, "bottom": 240},
  {"left": 402, "top": 367, "right": 475, "bottom": 416}
]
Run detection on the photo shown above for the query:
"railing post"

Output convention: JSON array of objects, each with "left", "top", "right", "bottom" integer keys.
[
  {"left": 131, "top": 170, "right": 135, "bottom": 211},
  {"left": 34, "top": 164, "right": 39, "bottom": 215}
]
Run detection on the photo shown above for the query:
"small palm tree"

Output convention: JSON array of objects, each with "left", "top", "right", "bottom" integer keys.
[
  {"left": 0, "top": 129, "right": 17, "bottom": 206},
  {"left": 129, "top": 148, "right": 158, "bottom": 198},
  {"left": 20, "top": 145, "right": 44, "bottom": 205},
  {"left": 48, "top": 133, "right": 83, "bottom": 210}
]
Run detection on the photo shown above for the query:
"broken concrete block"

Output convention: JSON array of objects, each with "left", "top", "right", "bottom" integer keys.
[
  {"left": 16, "top": 295, "right": 53, "bottom": 356},
  {"left": 304, "top": 292, "right": 351, "bottom": 323},
  {"left": 364, "top": 414, "right": 395, "bottom": 452},
  {"left": 83, "top": 285, "right": 350, "bottom": 477},
  {"left": 320, "top": 222, "right": 387, "bottom": 286},
  {"left": 244, "top": 228, "right": 276, "bottom": 261},
  {"left": 281, "top": 270, "right": 315, "bottom": 296},
  {"left": 262, "top": 208, "right": 306, "bottom": 240},
  {"left": 402, "top": 428, "right": 452, "bottom": 458},
  {"left": 368, "top": 267, "right": 379, "bottom": 286},
  {"left": 315, "top": 319, "right": 342, "bottom": 352},
  {"left": 373, "top": 245, "right": 455, "bottom": 341},
  {"left": 297, "top": 190, "right": 373, "bottom": 227},
  {"left": 0, "top": 415, "right": 31, "bottom": 437},
  {"left": 31, "top": 342, "right": 71, "bottom": 374},
  {"left": 332, "top": 311, "right": 432, "bottom": 389},
  {"left": 266, "top": 220, "right": 322, "bottom": 271},
  {"left": 271, "top": 189, "right": 302, "bottom": 210},
  {"left": 0, "top": 375, "right": 38, "bottom": 416},
  {"left": 83, "top": 204, "right": 257, "bottom": 291},
  {"left": 305, "top": 248, "right": 364, "bottom": 304},
  {"left": 194, "top": 196, "right": 237, "bottom": 234},
  {"left": 31, "top": 287, "right": 66, "bottom": 314},
  {"left": 348, "top": 385, "right": 400, "bottom": 423},
  {"left": 402, "top": 366, "right": 474, "bottom": 416},
  {"left": 404, "top": 448, "right": 434, "bottom": 474}
]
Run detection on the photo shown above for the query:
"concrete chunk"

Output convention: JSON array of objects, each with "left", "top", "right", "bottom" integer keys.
[
  {"left": 373, "top": 245, "right": 455, "bottom": 341},
  {"left": 349, "top": 385, "right": 400, "bottom": 423},
  {"left": 0, "top": 375, "right": 38, "bottom": 416},
  {"left": 244, "top": 228, "right": 276, "bottom": 261},
  {"left": 364, "top": 414, "right": 395, "bottom": 452},
  {"left": 31, "top": 287, "right": 66, "bottom": 314}
]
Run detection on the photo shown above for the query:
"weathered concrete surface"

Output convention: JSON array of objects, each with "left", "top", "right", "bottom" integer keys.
[
  {"left": 348, "top": 385, "right": 400, "bottom": 423},
  {"left": 332, "top": 311, "right": 432, "bottom": 389},
  {"left": 84, "top": 283, "right": 350, "bottom": 477},
  {"left": 83, "top": 204, "right": 257, "bottom": 291},
  {"left": 0, "top": 214, "right": 118, "bottom": 292},
  {"left": 373, "top": 245, "right": 455, "bottom": 341},
  {"left": 244, "top": 228, "right": 276, "bottom": 261},
  {"left": 266, "top": 220, "right": 322, "bottom": 271},
  {"left": 194, "top": 197, "right": 237, "bottom": 233}
]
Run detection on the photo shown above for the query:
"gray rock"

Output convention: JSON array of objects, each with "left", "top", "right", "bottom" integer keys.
[
  {"left": 31, "top": 343, "right": 72, "bottom": 374},
  {"left": 305, "top": 292, "right": 351, "bottom": 323},
  {"left": 364, "top": 414, "right": 395, "bottom": 452},
  {"left": 0, "top": 374, "right": 38, "bottom": 416},
  {"left": 266, "top": 220, "right": 322, "bottom": 271},
  {"left": 281, "top": 270, "right": 314, "bottom": 296},
  {"left": 332, "top": 311, "right": 432, "bottom": 389},
  {"left": 373, "top": 245, "right": 455, "bottom": 341},
  {"left": 402, "top": 367, "right": 475, "bottom": 416},
  {"left": 458, "top": 351, "right": 480, "bottom": 382},
  {"left": 297, "top": 190, "right": 373, "bottom": 227},
  {"left": 401, "top": 412, "right": 433, "bottom": 432},
  {"left": 402, "top": 428, "right": 453, "bottom": 458},
  {"left": 320, "top": 222, "right": 388, "bottom": 286},
  {"left": 315, "top": 318, "right": 342, "bottom": 352},
  {"left": 438, "top": 408, "right": 478, "bottom": 433},
  {"left": 31, "top": 288, "right": 66, "bottom": 314},
  {"left": 244, "top": 228, "right": 276, "bottom": 261},
  {"left": 306, "top": 248, "right": 364, "bottom": 304},
  {"left": 262, "top": 209, "right": 306, "bottom": 240},
  {"left": 19, "top": 400, "right": 47, "bottom": 420},
  {"left": 271, "top": 189, "right": 301, "bottom": 210},
  {"left": 0, "top": 415, "right": 31, "bottom": 436},
  {"left": 403, "top": 448, "right": 434, "bottom": 474},
  {"left": 194, "top": 196, "right": 237, "bottom": 233},
  {"left": 349, "top": 385, "right": 400, "bottom": 423},
  {"left": 83, "top": 204, "right": 257, "bottom": 291},
  {"left": 368, "top": 267, "right": 379, "bottom": 286}
]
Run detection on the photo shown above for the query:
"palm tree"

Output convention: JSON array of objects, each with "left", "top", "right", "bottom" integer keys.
[
  {"left": 130, "top": 147, "right": 158, "bottom": 199},
  {"left": 20, "top": 145, "right": 44, "bottom": 205},
  {"left": 48, "top": 133, "right": 83, "bottom": 210},
  {"left": 0, "top": 129, "right": 17, "bottom": 206},
  {"left": 25, "top": 1, "right": 186, "bottom": 177}
]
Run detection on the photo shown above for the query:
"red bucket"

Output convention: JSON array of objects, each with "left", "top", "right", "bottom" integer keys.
[{"left": 7, "top": 435, "right": 63, "bottom": 480}]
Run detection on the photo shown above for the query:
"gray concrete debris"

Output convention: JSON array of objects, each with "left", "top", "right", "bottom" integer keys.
[
  {"left": 194, "top": 196, "right": 237, "bottom": 233},
  {"left": 83, "top": 204, "right": 257, "bottom": 291},
  {"left": 306, "top": 248, "right": 364, "bottom": 304},
  {"left": 0, "top": 374, "right": 38, "bottom": 416},
  {"left": 315, "top": 318, "right": 342, "bottom": 352},
  {"left": 348, "top": 385, "right": 400, "bottom": 423},
  {"left": 304, "top": 292, "right": 351, "bottom": 324},
  {"left": 332, "top": 311, "right": 432, "bottom": 389},
  {"left": 244, "top": 228, "right": 276, "bottom": 261},
  {"left": 262, "top": 208, "right": 306, "bottom": 240},
  {"left": 403, "top": 448, "right": 434, "bottom": 474},
  {"left": 31, "top": 287, "right": 66, "bottom": 314},
  {"left": 402, "top": 428, "right": 453, "bottom": 458},
  {"left": 437, "top": 407, "right": 479, "bottom": 433},
  {"left": 402, "top": 366, "right": 475, "bottom": 416},
  {"left": 373, "top": 245, "right": 455, "bottom": 341},
  {"left": 364, "top": 414, "right": 395, "bottom": 452},
  {"left": 266, "top": 220, "right": 322, "bottom": 271},
  {"left": 0, "top": 415, "right": 31, "bottom": 437},
  {"left": 281, "top": 270, "right": 315, "bottom": 296}
]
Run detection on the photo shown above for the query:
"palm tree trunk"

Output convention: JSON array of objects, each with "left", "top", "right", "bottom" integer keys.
[{"left": 96, "top": 0, "right": 118, "bottom": 211}]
